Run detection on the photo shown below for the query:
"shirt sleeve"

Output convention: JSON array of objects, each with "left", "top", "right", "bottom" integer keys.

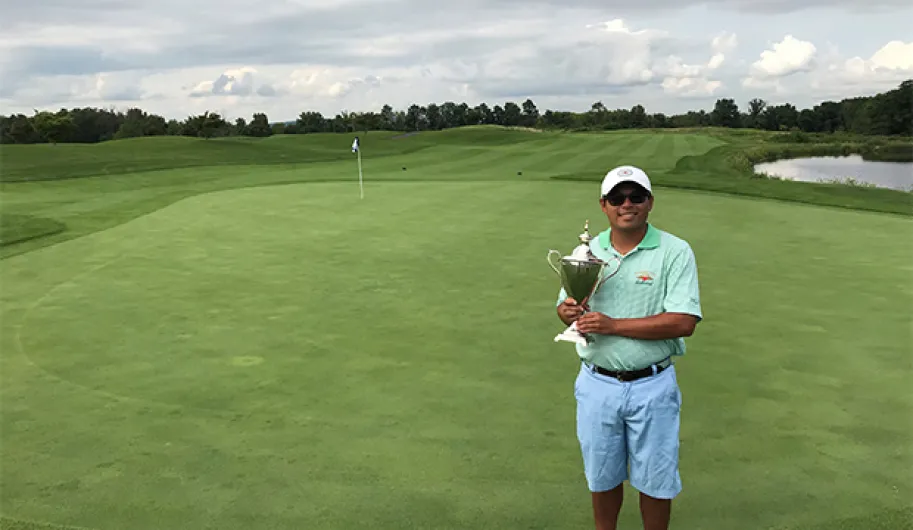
[
  {"left": 555, "top": 287, "right": 567, "bottom": 307},
  {"left": 663, "top": 244, "right": 702, "bottom": 320}
]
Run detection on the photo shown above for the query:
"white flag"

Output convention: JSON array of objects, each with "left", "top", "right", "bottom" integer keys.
[{"left": 352, "top": 136, "right": 364, "bottom": 199}]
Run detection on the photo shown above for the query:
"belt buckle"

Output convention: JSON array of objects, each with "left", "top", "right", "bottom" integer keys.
[{"left": 615, "top": 371, "right": 629, "bottom": 382}]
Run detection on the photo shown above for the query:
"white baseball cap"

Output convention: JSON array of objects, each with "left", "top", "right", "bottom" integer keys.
[{"left": 600, "top": 165, "right": 653, "bottom": 197}]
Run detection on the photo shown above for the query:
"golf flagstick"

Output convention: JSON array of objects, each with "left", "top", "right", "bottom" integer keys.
[{"left": 352, "top": 136, "right": 363, "bottom": 199}]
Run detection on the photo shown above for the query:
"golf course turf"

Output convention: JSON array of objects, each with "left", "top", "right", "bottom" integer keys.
[{"left": 1, "top": 128, "right": 911, "bottom": 529}]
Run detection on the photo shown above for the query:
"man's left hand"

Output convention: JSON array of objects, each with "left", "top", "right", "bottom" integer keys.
[{"left": 576, "top": 312, "right": 615, "bottom": 335}]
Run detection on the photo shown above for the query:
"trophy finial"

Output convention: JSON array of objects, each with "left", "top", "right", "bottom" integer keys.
[{"left": 578, "top": 219, "right": 592, "bottom": 244}]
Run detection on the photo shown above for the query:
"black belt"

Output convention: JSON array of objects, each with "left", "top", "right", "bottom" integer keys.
[{"left": 584, "top": 357, "right": 671, "bottom": 382}]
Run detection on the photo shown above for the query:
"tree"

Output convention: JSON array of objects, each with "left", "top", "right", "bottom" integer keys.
[
  {"left": 711, "top": 98, "right": 741, "bottom": 128},
  {"left": 425, "top": 103, "right": 443, "bottom": 130},
  {"left": 0, "top": 114, "right": 41, "bottom": 143},
  {"left": 296, "top": 111, "right": 325, "bottom": 133},
  {"left": 31, "top": 110, "right": 76, "bottom": 144},
  {"left": 521, "top": 99, "right": 539, "bottom": 127},
  {"left": 405, "top": 104, "right": 423, "bottom": 131},
  {"left": 629, "top": 104, "right": 647, "bottom": 128},
  {"left": 234, "top": 117, "right": 248, "bottom": 136},
  {"left": 380, "top": 104, "right": 396, "bottom": 130},
  {"left": 1, "top": 80, "right": 909, "bottom": 144},
  {"left": 181, "top": 111, "right": 228, "bottom": 138},
  {"left": 247, "top": 113, "right": 272, "bottom": 137},
  {"left": 813, "top": 101, "right": 842, "bottom": 132},
  {"left": 797, "top": 109, "right": 819, "bottom": 132},
  {"left": 474, "top": 103, "right": 493, "bottom": 125},
  {"left": 503, "top": 102, "right": 522, "bottom": 126},
  {"left": 747, "top": 98, "right": 766, "bottom": 128}
]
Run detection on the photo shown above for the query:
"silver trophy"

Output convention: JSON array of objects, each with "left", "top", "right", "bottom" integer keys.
[{"left": 547, "top": 220, "right": 620, "bottom": 345}]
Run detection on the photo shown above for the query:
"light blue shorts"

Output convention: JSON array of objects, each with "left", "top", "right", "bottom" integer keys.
[{"left": 573, "top": 361, "right": 683, "bottom": 499}]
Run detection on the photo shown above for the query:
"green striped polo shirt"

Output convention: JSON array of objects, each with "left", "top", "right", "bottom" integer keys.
[{"left": 556, "top": 223, "right": 703, "bottom": 371}]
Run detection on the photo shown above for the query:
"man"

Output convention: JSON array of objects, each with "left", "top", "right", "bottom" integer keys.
[{"left": 556, "top": 165, "right": 702, "bottom": 530}]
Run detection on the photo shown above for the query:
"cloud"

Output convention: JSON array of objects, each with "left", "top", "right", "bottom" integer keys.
[
  {"left": 747, "top": 35, "right": 817, "bottom": 80},
  {"left": 808, "top": 40, "right": 913, "bottom": 95},
  {"left": 461, "top": 19, "right": 676, "bottom": 99},
  {"left": 491, "top": 0, "right": 908, "bottom": 11},
  {"left": 0, "top": 0, "right": 911, "bottom": 119},
  {"left": 0, "top": 70, "right": 149, "bottom": 108},
  {"left": 737, "top": 38, "right": 912, "bottom": 103},
  {"left": 95, "top": 72, "right": 146, "bottom": 101},
  {"left": 654, "top": 31, "right": 736, "bottom": 97},
  {"left": 190, "top": 67, "right": 261, "bottom": 97},
  {"left": 661, "top": 77, "right": 724, "bottom": 98},
  {"left": 709, "top": 31, "right": 738, "bottom": 69},
  {"left": 849, "top": 40, "right": 913, "bottom": 73}
]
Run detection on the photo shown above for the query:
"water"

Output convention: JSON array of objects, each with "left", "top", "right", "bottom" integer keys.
[{"left": 754, "top": 155, "right": 913, "bottom": 191}]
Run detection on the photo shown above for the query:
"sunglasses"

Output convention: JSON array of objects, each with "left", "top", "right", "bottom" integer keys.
[{"left": 603, "top": 191, "right": 650, "bottom": 206}]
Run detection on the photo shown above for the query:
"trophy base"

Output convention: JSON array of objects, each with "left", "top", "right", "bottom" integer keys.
[{"left": 553, "top": 321, "right": 593, "bottom": 346}]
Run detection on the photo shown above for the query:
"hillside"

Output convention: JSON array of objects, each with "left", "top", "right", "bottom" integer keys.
[{"left": 1, "top": 126, "right": 910, "bottom": 258}]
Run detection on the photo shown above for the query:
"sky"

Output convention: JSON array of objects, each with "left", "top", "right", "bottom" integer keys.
[{"left": 1, "top": 0, "right": 911, "bottom": 122}]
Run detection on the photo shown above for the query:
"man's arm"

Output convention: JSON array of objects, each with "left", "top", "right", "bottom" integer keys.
[
  {"left": 575, "top": 311, "right": 697, "bottom": 338},
  {"left": 589, "top": 312, "right": 698, "bottom": 339}
]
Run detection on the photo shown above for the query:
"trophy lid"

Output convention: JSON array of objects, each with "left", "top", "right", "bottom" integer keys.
[
  {"left": 569, "top": 220, "right": 595, "bottom": 261},
  {"left": 578, "top": 220, "right": 593, "bottom": 244}
]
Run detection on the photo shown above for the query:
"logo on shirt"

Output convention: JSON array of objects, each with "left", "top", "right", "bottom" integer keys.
[{"left": 635, "top": 271, "right": 654, "bottom": 285}]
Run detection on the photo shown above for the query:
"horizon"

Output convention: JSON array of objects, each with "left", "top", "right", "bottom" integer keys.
[
  {"left": 2, "top": 1, "right": 911, "bottom": 123},
  {"left": 4, "top": 80, "right": 907, "bottom": 127}
]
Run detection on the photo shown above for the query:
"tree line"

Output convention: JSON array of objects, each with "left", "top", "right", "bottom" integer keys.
[{"left": 1, "top": 80, "right": 909, "bottom": 145}]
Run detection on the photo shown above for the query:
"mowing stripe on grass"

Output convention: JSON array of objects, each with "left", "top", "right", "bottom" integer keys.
[
  {"left": 655, "top": 133, "right": 676, "bottom": 160},
  {"left": 627, "top": 133, "right": 664, "bottom": 160},
  {"left": 2, "top": 181, "right": 910, "bottom": 530}
]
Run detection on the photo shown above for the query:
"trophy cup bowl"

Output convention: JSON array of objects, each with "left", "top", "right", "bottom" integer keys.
[{"left": 547, "top": 253, "right": 605, "bottom": 305}]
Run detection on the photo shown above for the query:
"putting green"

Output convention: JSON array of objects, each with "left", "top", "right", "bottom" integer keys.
[{"left": 2, "top": 180, "right": 911, "bottom": 530}]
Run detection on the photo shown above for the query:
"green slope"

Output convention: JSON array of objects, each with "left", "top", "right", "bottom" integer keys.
[
  {"left": 0, "top": 128, "right": 725, "bottom": 258},
  {"left": 0, "top": 128, "right": 722, "bottom": 183}
]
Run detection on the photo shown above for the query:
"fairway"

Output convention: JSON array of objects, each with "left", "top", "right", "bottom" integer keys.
[{"left": 2, "top": 130, "right": 912, "bottom": 530}]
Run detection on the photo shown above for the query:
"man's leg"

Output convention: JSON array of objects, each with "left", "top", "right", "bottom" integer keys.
[
  {"left": 639, "top": 492, "right": 671, "bottom": 530},
  {"left": 574, "top": 364, "right": 628, "bottom": 530},
  {"left": 625, "top": 365, "right": 683, "bottom": 530},
  {"left": 591, "top": 485, "right": 624, "bottom": 530}
]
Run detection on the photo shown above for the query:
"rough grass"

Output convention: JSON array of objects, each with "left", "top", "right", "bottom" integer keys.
[
  {"left": 661, "top": 129, "right": 913, "bottom": 215},
  {"left": 662, "top": 143, "right": 913, "bottom": 216}
]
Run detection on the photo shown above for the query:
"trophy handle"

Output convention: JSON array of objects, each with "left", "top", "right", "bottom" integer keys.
[
  {"left": 595, "top": 256, "right": 623, "bottom": 290},
  {"left": 546, "top": 250, "right": 562, "bottom": 275}
]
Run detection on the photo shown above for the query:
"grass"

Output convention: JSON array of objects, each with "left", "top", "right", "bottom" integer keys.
[
  {"left": 0, "top": 214, "right": 66, "bottom": 246},
  {"left": 0, "top": 128, "right": 725, "bottom": 258},
  {"left": 1, "top": 127, "right": 911, "bottom": 529},
  {"left": 1, "top": 127, "right": 910, "bottom": 260}
]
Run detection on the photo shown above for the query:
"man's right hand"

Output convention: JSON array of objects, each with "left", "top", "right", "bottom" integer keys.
[{"left": 557, "top": 297, "right": 586, "bottom": 326}]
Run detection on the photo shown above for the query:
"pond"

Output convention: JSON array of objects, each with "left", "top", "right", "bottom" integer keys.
[{"left": 754, "top": 155, "right": 913, "bottom": 191}]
